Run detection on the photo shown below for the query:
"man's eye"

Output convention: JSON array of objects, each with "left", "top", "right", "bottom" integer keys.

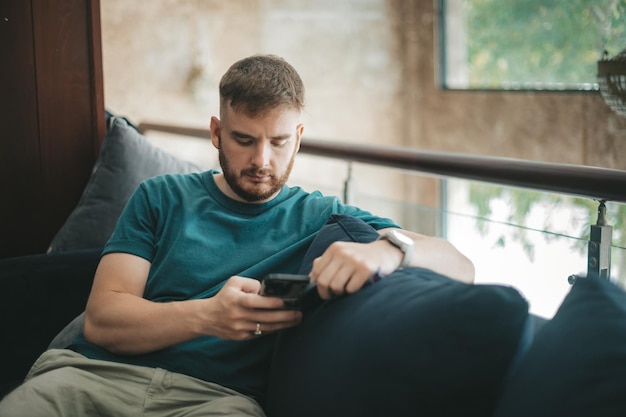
[
  {"left": 236, "top": 139, "right": 254, "bottom": 146},
  {"left": 272, "top": 140, "right": 288, "bottom": 148}
]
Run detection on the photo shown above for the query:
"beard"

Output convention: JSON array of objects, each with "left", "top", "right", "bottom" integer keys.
[{"left": 218, "top": 146, "right": 296, "bottom": 203}]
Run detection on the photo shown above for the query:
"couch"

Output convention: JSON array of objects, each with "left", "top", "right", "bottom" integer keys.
[{"left": 2, "top": 116, "right": 626, "bottom": 417}]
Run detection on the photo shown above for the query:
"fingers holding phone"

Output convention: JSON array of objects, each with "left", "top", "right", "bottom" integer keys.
[{"left": 204, "top": 276, "right": 301, "bottom": 340}]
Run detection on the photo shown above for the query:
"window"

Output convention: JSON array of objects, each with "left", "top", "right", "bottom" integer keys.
[{"left": 440, "top": 0, "right": 626, "bottom": 90}]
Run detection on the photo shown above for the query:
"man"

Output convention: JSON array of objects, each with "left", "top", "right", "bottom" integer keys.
[{"left": 0, "top": 54, "right": 474, "bottom": 416}]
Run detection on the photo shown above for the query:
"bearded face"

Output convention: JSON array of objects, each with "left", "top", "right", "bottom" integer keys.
[
  {"left": 210, "top": 105, "right": 303, "bottom": 204},
  {"left": 218, "top": 141, "right": 297, "bottom": 202}
]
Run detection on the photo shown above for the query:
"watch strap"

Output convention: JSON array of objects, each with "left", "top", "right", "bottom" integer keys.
[{"left": 380, "top": 231, "right": 413, "bottom": 269}]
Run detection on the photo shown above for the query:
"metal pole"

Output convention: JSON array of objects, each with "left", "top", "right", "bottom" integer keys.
[
  {"left": 343, "top": 162, "right": 354, "bottom": 205},
  {"left": 587, "top": 201, "right": 613, "bottom": 279}
]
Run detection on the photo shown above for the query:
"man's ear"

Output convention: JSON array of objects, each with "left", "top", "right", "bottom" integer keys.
[
  {"left": 210, "top": 116, "right": 221, "bottom": 149},
  {"left": 295, "top": 123, "right": 304, "bottom": 152}
]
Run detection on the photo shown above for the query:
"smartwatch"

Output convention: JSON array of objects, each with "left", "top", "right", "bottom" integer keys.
[{"left": 379, "top": 229, "right": 414, "bottom": 269}]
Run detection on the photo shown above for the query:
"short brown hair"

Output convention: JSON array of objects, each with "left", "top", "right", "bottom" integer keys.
[{"left": 219, "top": 54, "right": 305, "bottom": 117}]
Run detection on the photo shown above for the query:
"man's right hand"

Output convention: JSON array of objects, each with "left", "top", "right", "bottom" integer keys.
[{"left": 199, "top": 276, "right": 302, "bottom": 340}]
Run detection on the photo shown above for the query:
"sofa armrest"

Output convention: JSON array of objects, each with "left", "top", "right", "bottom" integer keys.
[{"left": 0, "top": 248, "right": 101, "bottom": 398}]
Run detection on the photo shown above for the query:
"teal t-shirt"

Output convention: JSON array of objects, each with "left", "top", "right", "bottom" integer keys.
[{"left": 71, "top": 170, "right": 398, "bottom": 400}]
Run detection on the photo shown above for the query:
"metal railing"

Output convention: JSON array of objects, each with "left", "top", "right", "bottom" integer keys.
[
  {"left": 138, "top": 122, "right": 626, "bottom": 203},
  {"left": 138, "top": 121, "right": 626, "bottom": 279}
]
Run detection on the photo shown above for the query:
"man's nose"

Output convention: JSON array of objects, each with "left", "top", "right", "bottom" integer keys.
[{"left": 251, "top": 142, "right": 271, "bottom": 167}]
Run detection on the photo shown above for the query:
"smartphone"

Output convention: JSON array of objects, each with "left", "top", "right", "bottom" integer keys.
[{"left": 260, "top": 273, "right": 310, "bottom": 309}]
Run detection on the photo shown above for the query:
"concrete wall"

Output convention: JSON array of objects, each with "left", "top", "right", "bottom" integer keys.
[{"left": 100, "top": 0, "right": 626, "bottom": 231}]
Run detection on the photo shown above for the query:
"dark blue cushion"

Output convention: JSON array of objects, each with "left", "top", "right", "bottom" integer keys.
[
  {"left": 493, "top": 276, "right": 626, "bottom": 417},
  {"left": 266, "top": 215, "right": 530, "bottom": 417},
  {"left": 0, "top": 248, "right": 101, "bottom": 398},
  {"left": 297, "top": 214, "right": 380, "bottom": 275},
  {"left": 295, "top": 214, "right": 380, "bottom": 310}
]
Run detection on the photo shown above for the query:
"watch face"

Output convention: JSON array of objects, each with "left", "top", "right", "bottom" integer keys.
[{"left": 389, "top": 230, "right": 413, "bottom": 247}]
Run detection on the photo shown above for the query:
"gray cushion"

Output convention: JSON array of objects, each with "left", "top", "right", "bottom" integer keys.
[
  {"left": 48, "top": 117, "right": 201, "bottom": 252},
  {"left": 48, "top": 312, "right": 85, "bottom": 350}
]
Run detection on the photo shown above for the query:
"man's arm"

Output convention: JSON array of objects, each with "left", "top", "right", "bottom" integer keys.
[
  {"left": 376, "top": 228, "right": 475, "bottom": 283},
  {"left": 309, "top": 228, "right": 474, "bottom": 300},
  {"left": 83, "top": 253, "right": 301, "bottom": 355}
]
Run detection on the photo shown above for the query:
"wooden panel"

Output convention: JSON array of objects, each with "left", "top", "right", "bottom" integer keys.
[
  {"left": 0, "top": 0, "right": 105, "bottom": 258},
  {"left": 32, "top": 0, "right": 103, "bottom": 249},
  {"left": 0, "top": 0, "right": 44, "bottom": 257}
]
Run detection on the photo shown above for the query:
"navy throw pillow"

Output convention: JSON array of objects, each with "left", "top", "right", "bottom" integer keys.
[
  {"left": 493, "top": 275, "right": 626, "bottom": 417},
  {"left": 266, "top": 215, "right": 530, "bottom": 417},
  {"left": 297, "top": 214, "right": 380, "bottom": 275}
]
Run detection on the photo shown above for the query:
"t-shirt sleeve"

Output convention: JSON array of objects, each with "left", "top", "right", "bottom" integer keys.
[{"left": 102, "top": 181, "right": 158, "bottom": 262}]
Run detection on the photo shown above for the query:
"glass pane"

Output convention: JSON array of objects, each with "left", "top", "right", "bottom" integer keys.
[
  {"left": 441, "top": 0, "right": 626, "bottom": 90},
  {"left": 446, "top": 179, "right": 626, "bottom": 318}
]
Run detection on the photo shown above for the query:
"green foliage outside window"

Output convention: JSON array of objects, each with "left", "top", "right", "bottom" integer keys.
[{"left": 462, "top": 0, "right": 626, "bottom": 89}]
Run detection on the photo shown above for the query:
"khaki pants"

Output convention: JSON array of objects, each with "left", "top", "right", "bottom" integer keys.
[{"left": 0, "top": 349, "right": 266, "bottom": 417}]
